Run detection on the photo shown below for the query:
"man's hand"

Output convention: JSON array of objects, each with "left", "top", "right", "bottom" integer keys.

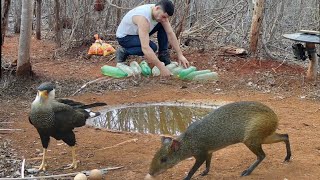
[
  {"left": 158, "top": 63, "right": 172, "bottom": 77},
  {"left": 178, "top": 54, "right": 190, "bottom": 68}
]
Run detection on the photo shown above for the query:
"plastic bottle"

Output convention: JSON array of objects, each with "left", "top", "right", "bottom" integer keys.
[
  {"left": 193, "top": 72, "right": 218, "bottom": 82},
  {"left": 152, "top": 62, "right": 164, "bottom": 76},
  {"left": 178, "top": 66, "right": 197, "bottom": 80},
  {"left": 152, "top": 66, "right": 160, "bottom": 76},
  {"left": 130, "top": 61, "right": 142, "bottom": 76},
  {"left": 166, "top": 62, "right": 179, "bottom": 72},
  {"left": 140, "top": 60, "right": 152, "bottom": 77},
  {"left": 116, "top": 63, "right": 134, "bottom": 77},
  {"left": 172, "top": 66, "right": 184, "bottom": 76},
  {"left": 184, "top": 70, "right": 211, "bottom": 80},
  {"left": 101, "top": 65, "right": 128, "bottom": 78}
]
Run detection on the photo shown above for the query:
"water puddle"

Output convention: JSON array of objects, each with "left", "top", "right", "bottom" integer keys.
[{"left": 87, "top": 102, "right": 223, "bottom": 135}]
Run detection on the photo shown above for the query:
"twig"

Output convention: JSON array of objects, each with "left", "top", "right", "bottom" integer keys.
[
  {"left": 0, "top": 167, "right": 124, "bottom": 180},
  {"left": 271, "top": 54, "right": 290, "bottom": 73},
  {"left": 106, "top": 55, "right": 115, "bottom": 64},
  {"left": 106, "top": 0, "right": 132, "bottom": 10},
  {"left": 28, "top": 156, "right": 53, "bottom": 161},
  {"left": 0, "top": 129, "right": 23, "bottom": 131},
  {"left": 95, "top": 138, "right": 138, "bottom": 151},
  {"left": 21, "top": 159, "right": 25, "bottom": 178},
  {"left": 72, "top": 77, "right": 113, "bottom": 96}
]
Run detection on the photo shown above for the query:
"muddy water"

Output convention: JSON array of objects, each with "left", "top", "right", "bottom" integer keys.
[{"left": 87, "top": 102, "right": 222, "bottom": 135}]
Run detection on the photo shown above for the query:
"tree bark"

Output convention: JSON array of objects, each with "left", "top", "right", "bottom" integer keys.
[
  {"left": 1, "top": 0, "right": 11, "bottom": 46},
  {"left": 36, "top": 0, "right": 42, "bottom": 40},
  {"left": 36, "top": 0, "right": 41, "bottom": 40},
  {"left": 249, "top": 0, "right": 265, "bottom": 56},
  {"left": 115, "top": 0, "right": 122, "bottom": 33},
  {"left": 54, "top": 0, "right": 61, "bottom": 47},
  {"left": 16, "top": 0, "right": 33, "bottom": 77},
  {"left": 14, "top": 0, "right": 22, "bottom": 33},
  {"left": 175, "top": 0, "right": 191, "bottom": 39}
]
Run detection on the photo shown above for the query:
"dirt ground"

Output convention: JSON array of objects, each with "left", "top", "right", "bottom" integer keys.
[{"left": 1, "top": 35, "right": 320, "bottom": 180}]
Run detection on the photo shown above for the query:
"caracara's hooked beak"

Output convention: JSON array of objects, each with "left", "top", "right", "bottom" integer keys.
[{"left": 37, "top": 90, "right": 49, "bottom": 103}]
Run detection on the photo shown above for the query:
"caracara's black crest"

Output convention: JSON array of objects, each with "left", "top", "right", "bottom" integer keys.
[{"left": 37, "top": 82, "right": 55, "bottom": 92}]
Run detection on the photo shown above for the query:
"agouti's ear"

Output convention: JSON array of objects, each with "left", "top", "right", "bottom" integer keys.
[
  {"left": 170, "top": 139, "right": 181, "bottom": 152},
  {"left": 161, "top": 136, "right": 173, "bottom": 145}
]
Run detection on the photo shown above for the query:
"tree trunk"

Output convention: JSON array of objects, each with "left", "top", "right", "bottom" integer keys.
[
  {"left": 249, "top": 0, "right": 265, "bottom": 56},
  {"left": 54, "top": 0, "right": 61, "bottom": 47},
  {"left": 36, "top": 0, "right": 42, "bottom": 40},
  {"left": 16, "top": 0, "right": 33, "bottom": 77},
  {"left": 175, "top": 0, "right": 191, "bottom": 39},
  {"left": 116, "top": 0, "right": 122, "bottom": 32},
  {"left": 1, "top": 0, "right": 11, "bottom": 46},
  {"left": 14, "top": 0, "right": 22, "bottom": 33}
]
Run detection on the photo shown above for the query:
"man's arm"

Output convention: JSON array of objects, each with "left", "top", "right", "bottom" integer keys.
[
  {"left": 161, "top": 18, "right": 189, "bottom": 68},
  {"left": 132, "top": 16, "right": 172, "bottom": 76}
]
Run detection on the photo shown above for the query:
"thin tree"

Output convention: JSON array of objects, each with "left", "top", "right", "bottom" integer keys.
[
  {"left": 14, "top": 0, "right": 22, "bottom": 33},
  {"left": 36, "top": 0, "right": 42, "bottom": 39},
  {"left": 249, "top": 0, "right": 265, "bottom": 56},
  {"left": 1, "top": 0, "right": 11, "bottom": 46},
  {"left": 16, "top": 0, "right": 33, "bottom": 77},
  {"left": 54, "top": 0, "right": 61, "bottom": 47}
]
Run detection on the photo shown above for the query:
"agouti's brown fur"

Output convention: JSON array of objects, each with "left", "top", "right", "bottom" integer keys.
[{"left": 147, "top": 101, "right": 291, "bottom": 180}]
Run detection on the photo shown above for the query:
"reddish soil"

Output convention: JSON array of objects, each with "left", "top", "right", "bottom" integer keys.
[{"left": 1, "top": 35, "right": 319, "bottom": 180}]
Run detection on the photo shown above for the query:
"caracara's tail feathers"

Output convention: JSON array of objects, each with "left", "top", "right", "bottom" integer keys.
[
  {"left": 80, "top": 103, "right": 107, "bottom": 109},
  {"left": 57, "top": 99, "right": 107, "bottom": 109},
  {"left": 87, "top": 111, "right": 101, "bottom": 118}
]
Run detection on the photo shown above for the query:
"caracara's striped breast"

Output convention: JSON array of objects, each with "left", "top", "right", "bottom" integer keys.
[{"left": 30, "top": 104, "right": 55, "bottom": 129}]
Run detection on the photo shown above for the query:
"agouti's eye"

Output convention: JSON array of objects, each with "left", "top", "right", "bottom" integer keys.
[{"left": 160, "top": 157, "right": 167, "bottom": 163}]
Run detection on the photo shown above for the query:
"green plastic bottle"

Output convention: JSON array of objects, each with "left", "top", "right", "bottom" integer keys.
[
  {"left": 140, "top": 61, "right": 152, "bottom": 77},
  {"left": 101, "top": 65, "right": 128, "bottom": 78},
  {"left": 166, "top": 62, "right": 178, "bottom": 72},
  {"left": 178, "top": 66, "right": 197, "bottom": 80},
  {"left": 193, "top": 72, "right": 218, "bottom": 82},
  {"left": 172, "top": 66, "right": 184, "bottom": 76},
  {"left": 184, "top": 70, "right": 211, "bottom": 80}
]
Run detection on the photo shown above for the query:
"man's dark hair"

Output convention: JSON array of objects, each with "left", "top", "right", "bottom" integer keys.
[{"left": 156, "top": 0, "right": 174, "bottom": 16}]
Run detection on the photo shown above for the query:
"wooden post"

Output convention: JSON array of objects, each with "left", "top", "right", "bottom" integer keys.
[
  {"left": 305, "top": 43, "right": 318, "bottom": 81},
  {"left": 36, "top": 0, "right": 42, "bottom": 40},
  {"left": 249, "top": 0, "right": 265, "bottom": 56}
]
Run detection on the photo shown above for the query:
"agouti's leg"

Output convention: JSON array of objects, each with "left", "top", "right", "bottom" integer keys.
[
  {"left": 241, "top": 143, "right": 265, "bottom": 176},
  {"left": 184, "top": 154, "right": 206, "bottom": 180},
  {"left": 201, "top": 153, "right": 213, "bottom": 176},
  {"left": 263, "top": 133, "right": 291, "bottom": 162}
]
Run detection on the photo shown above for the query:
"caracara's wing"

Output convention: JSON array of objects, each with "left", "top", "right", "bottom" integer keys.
[{"left": 51, "top": 101, "right": 89, "bottom": 131}]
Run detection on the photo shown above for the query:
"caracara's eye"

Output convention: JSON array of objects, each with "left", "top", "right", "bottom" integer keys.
[{"left": 160, "top": 157, "right": 167, "bottom": 163}]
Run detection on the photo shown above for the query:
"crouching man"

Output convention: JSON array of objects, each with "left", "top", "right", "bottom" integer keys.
[{"left": 115, "top": 0, "right": 190, "bottom": 77}]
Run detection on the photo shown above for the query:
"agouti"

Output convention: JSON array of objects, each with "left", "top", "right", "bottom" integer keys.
[{"left": 146, "top": 101, "right": 291, "bottom": 180}]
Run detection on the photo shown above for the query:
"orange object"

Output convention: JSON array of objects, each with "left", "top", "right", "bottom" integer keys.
[{"left": 88, "top": 34, "right": 115, "bottom": 56}]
